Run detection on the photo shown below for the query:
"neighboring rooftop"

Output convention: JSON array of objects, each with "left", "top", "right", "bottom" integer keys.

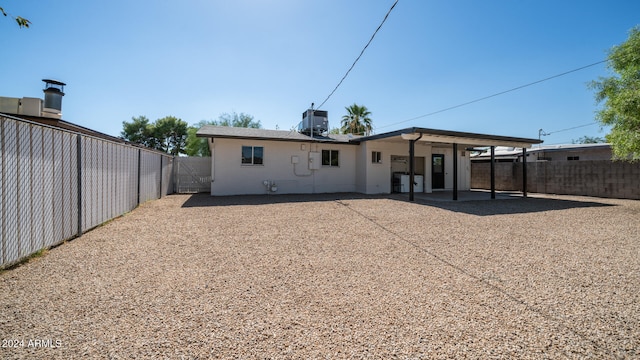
[
  {"left": 0, "top": 112, "right": 125, "bottom": 143},
  {"left": 473, "top": 143, "right": 612, "bottom": 157}
]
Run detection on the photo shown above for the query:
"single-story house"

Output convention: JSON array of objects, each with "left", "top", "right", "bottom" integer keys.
[{"left": 196, "top": 125, "right": 542, "bottom": 200}]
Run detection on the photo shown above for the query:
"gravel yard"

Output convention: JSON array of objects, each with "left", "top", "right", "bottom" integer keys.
[{"left": 1, "top": 193, "right": 639, "bottom": 359}]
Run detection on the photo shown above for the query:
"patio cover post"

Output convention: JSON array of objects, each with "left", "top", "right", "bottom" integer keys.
[
  {"left": 522, "top": 147, "right": 527, "bottom": 198},
  {"left": 490, "top": 146, "right": 495, "bottom": 199},
  {"left": 453, "top": 143, "right": 458, "bottom": 201},
  {"left": 407, "top": 133, "right": 423, "bottom": 201}
]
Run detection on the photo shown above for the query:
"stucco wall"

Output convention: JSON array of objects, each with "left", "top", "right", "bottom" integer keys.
[
  {"left": 210, "top": 138, "right": 357, "bottom": 196},
  {"left": 471, "top": 160, "right": 640, "bottom": 199},
  {"left": 359, "top": 141, "right": 471, "bottom": 194},
  {"left": 209, "top": 137, "right": 473, "bottom": 196}
]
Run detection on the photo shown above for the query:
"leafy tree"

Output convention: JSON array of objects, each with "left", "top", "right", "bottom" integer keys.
[
  {"left": 184, "top": 113, "right": 261, "bottom": 157},
  {"left": 1, "top": 6, "right": 30, "bottom": 28},
  {"left": 185, "top": 120, "right": 216, "bottom": 157},
  {"left": 216, "top": 112, "right": 261, "bottom": 128},
  {"left": 572, "top": 135, "right": 607, "bottom": 144},
  {"left": 590, "top": 26, "right": 640, "bottom": 161},
  {"left": 121, "top": 116, "right": 156, "bottom": 148},
  {"left": 154, "top": 116, "right": 188, "bottom": 156},
  {"left": 121, "top": 115, "right": 188, "bottom": 155},
  {"left": 328, "top": 127, "right": 341, "bottom": 135},
  {"left": 341, "top": 104, "right": 372, "bottom": 135}
]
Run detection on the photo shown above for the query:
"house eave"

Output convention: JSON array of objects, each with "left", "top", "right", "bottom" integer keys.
[{"left": 351, "top": 127, "right": 543, "bottom": 148}]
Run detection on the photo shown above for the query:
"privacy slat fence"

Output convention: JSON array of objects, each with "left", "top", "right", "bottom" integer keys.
[
  {"left": 174, "top": 157, "right": 212, "bottom": 193},
  {"left": 0, "top": 114, "right": 173, "bottom": 269}
]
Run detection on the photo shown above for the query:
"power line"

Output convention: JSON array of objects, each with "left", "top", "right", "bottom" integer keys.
[
  {"left": 375, "top": 59, "right": 608, "bottom": 130},
  {"left": 545, "top": 122, "right": 599, "bottom": 135},
  {"left": 538, "top": 122, "right": 599, "bottom": 139},
  {"left": 316, "top": 0, "right": 399, "bottom": 109}
]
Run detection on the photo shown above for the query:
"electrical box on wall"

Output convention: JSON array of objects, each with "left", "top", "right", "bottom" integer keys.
[
  {"left": 291, "top": 156, "right": 299, "bottom": 164},
  {"left": 308, "top": 152, "right": 321, "bottom": 170}
]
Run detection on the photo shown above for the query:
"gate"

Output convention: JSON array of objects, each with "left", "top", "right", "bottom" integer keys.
[{"left": 174, "top": 157, "right": 211, "bottom": 193}]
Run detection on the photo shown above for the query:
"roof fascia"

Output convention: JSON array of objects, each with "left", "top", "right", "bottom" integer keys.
[
  {"left": 353, "top": 127, "right": 542, "bottom": 147},
  {"left": 199, "top": 133, "right": 357, "bottom": 145}
]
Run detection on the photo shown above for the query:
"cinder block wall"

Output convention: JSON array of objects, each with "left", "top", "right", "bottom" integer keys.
[{"left": 471, "top": 160, "right": 640, "bottom": 200}]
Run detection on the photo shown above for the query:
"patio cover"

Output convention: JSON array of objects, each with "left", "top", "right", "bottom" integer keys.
[{"left": 353, "top": 127, "right": 543, "bottom": 201}]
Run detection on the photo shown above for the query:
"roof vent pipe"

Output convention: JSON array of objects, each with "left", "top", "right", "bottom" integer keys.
[{"left": 42, "top": 79, "right": 65, "bottom": 118}]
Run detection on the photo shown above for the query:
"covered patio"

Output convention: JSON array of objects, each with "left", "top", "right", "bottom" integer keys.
[{"left": 354, "top": 127, "right": 543, "bottom": 201}]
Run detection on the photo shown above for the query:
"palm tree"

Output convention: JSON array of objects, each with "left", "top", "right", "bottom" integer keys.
[{"left": 341, "top": 104, "right": 372, "bottom": 135}]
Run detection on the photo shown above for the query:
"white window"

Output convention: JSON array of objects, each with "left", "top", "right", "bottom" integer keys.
[
  {"left": 372, "top": 151, "right": 382, "bottom": 164},
  {"left": 321, "top": 150, "right": 339, "bottom": 167},
  {"left": 242, "top": 146, "right": 264, "bottom": 165}
]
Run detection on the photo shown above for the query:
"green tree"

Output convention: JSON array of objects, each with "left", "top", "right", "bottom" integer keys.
[
  {"left": 590, "top": 26, "right": 640, "bottom": 161},
  {"left": 1, "top": 6, "right": 30, "bottom": 28},
  {"left": 121, "top": 116, "right": 156, "bottom": 148},
  {"left": 185, "top": 120, "right": 216, "bottom": 157},
  {"left": 341, "top": 104, "right": 372, "bottom": 135},
  {"left": 217, "top": 112, "right": 261, "bottom": 128},
  {"left": 184, "top": 112, "right": 262, "bottom": 157},
  {"left": 121, "top": 115, "right": 188, "bottom": 155},
  {"left": 572, "top": 135, "right": 607, "bottom": 144},
  {"left": 154, "top": 116, "right": 188, "bottom": 156}
]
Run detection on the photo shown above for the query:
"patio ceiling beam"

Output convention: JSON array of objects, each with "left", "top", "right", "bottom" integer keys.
[{"left": 413, "top": 134, "right": 534, "bottom": 148}]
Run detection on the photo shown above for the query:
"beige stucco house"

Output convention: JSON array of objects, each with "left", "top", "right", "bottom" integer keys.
[{"left": 196, "top": 126, "right": 542, "bottom": 199}]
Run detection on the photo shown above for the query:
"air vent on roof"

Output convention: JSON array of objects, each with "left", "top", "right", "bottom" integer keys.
[{"left": 42, "top": 79, "right": 65, "bottom": 119}]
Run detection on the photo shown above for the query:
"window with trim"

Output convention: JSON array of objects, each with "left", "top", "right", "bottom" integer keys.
[
  {"left": 372, "top": 151, "right": 382, "bottom": 164},
  {"left": 242, "top": 146, "right": 264, "bottom": 165},
  {"left": 321, "top": 149, "right": 339, "bottom": 167}
]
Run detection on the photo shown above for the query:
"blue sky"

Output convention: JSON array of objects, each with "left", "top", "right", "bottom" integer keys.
[{"left": 1, "top": 1, "right": 638, "bottom": 144}]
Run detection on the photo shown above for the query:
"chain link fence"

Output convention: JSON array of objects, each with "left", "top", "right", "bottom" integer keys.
[{"left": 0, "top": 114, "right": 173, "bottom": 269}]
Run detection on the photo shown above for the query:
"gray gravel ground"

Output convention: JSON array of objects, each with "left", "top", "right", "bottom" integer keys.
[{"left": 1, "top": 193, "right": 639, "bottom": 359}]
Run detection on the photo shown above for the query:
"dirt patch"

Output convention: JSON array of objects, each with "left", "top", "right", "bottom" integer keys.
[{"left": 1, "top": 194, "right": 639, "bottom": 358}]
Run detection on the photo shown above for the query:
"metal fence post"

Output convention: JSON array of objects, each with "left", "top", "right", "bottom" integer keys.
[
  {"left": 1, "top": 119, "right": 5, "bottom": 264},
  {"left": 137, "top": 149, "right": 142, "bottom": 206},
  {"left": 159, "top": 155, "right": 163, "bottom": 199},
  {"left": 77, "top": 134, "right": 83, "bottom": 236}
]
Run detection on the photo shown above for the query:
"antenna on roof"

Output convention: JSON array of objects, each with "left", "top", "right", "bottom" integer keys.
[{"left": 311, "top": 102, "right": 314, "bottom": 110}]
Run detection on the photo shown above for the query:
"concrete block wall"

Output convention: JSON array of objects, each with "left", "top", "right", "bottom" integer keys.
[{"left": 471, "top": 160, "right": 640, "bottom": 200}]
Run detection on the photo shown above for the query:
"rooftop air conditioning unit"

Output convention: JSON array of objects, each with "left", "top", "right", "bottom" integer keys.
[{"left": 298, "top": 109, "right": 328, "bottom": 136}]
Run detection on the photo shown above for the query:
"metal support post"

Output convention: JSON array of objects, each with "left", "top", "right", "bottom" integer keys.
[
  {"left": 453, "top": 143, "right": 458, "bottom": 201},
  {"left": 490, "top": 146, "right": 495, "bottom": 199},
  {"left": 522, "top": 147, "right": 528, "bottom": 198}
]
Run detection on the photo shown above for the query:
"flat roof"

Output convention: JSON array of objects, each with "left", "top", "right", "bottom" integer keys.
[
  {"left": 353, "top": 127, "right": 543, "bottom": 148},
  {"left": 196, "top": 125, "right": 543, "bottom": 148}
]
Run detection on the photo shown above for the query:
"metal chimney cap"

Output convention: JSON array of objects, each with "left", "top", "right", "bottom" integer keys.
[{"left": 42, "top": 79, "right": 66, "bottom": 86}]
